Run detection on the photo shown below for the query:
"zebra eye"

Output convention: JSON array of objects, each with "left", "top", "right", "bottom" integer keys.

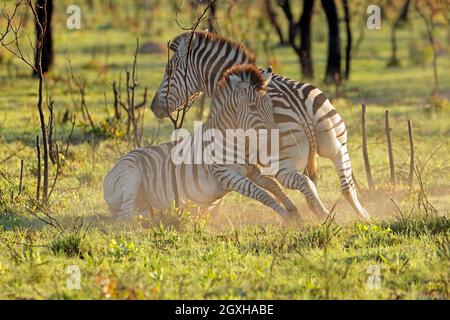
[{"left": 248, "top": 103, "right": 257, "bottom": 111}]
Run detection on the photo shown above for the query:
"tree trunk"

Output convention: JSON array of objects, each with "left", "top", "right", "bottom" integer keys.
[
  {"left": 415, "top": 2, "right": 439, "bottom": 95},
  {"left": 321, "top": 0, "right": 341, "bottom": 84},
  {"left": 208, "top": 0, "right": 217, "bottom": 33},
  {"left": 299, "top": 0, "right": 314, "bottom": 78},
  {"left": 33, "top": 0, "right": 51, "bottom": 200},
  {"left": 388, "top": 0, "right": 410, "bottom": 67},
  {"left": 429, "top": 24, "right": 439, "bottom": 95},
  {"left": 264, "top": 0, "right": 286, "bottom": 46},
  {"left": 342, "top": 0, "right": 351, "bottom": 80},
  {"left": 279, "top": 0, "right": 315, "bottom": 79},
  {"left": 34, "top": 0, "right": 53, "bottom": 75}
]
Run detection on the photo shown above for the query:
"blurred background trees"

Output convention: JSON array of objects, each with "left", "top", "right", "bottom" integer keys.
[
  {"left": 278, "top": 0, "right": 315, "bottom": 79},
  {"left": 1, "top": 0, "right": 449, "bottom": 104}
]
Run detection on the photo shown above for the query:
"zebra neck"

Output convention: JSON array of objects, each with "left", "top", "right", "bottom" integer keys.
[
  {"left": 203, "top": 90, "right": 236, "bottom": 133},
  {"left": 195, "top": 48, "right": 252, "bottom": 97},
  {"left": 202, "top": 109, "right": 237, "bottom": 135}
]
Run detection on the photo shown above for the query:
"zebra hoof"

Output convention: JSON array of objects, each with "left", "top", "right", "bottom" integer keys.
[
  {"left": 359, "top": 208, "right": 371, "bottom": 221},
  {"left": 275, "top": 206, "right": 291, "bottom": 219},
  {"left": 287, "top": 209, "right": 301, "bottom": 223},
  {"left": 306, "top": 199, "right": 329, "bottom": 221},
  {"left": 281, "top": 205, "right": 301, "bottom": 223},
  {"left": 282, "top": 213, "right": 301, "bottom": 227},
  {"left": 286, "top": 204, "right": 299, "bottom": 215},
  {"left": 115, "top": 212, "right": 133, "bottom": 221}
]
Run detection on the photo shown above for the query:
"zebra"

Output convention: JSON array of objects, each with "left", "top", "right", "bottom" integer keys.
[
  {"left": 150, "top": 31, "right": 370, "bottom": 220},
  {"left": 104, "top": 65, "right": 298, "bottom": 219}
]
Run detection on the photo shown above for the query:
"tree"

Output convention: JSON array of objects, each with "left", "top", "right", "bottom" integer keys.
[
  {"left": 278, "top": 0, "right": 315, "bottom": 79},
  {"left": 342, "top": 0, "right": 352, "bottom": 80},
  {"left": 189, "top": 0, "right": 217, "bottom": 32},
  {"left": 1, "top": 1, "right": 52, "bottom": 202},
  {"left": 387, "top": 0, "right": 411, "bottom": 67},
  {"left": 321, "top": 0, "right": 341, "bottom": 84},
  {"left": 264, "top": 0, "right": 286, "bottom": 46},
  {"left": 207, "top": 0, "right": 217, "bottom": 32},
  {"left": 34, "top": 0, "right": 53, "bottom": 75},
  {"left": 415, "top": 0, "right": 448, "bottom": 96}
]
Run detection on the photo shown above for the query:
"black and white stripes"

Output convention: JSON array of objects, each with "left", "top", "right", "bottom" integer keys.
[
  {"left": 150, "top": 31, "right": 370, "bottom": 220},
  {"left": 104, "top": 65, "right": 298, "bottom": 219}
]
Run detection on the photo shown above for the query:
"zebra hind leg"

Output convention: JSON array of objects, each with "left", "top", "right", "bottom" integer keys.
[
  {"left": 333, "top": 150, "right": 370, "bottom": 221},
  {"left": 116, "top": 191, "right": 139, "bottom": 220},
  {"left": 115, "top": 171, "right": 142, "bottom": 220}
]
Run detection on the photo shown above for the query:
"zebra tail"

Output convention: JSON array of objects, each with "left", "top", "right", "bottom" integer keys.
[
  {"left": 303, "top": 116, "right": 319, "bottom": 183},
  {"left": 306, "top": 152, "right": 318, "bottom": 183}
]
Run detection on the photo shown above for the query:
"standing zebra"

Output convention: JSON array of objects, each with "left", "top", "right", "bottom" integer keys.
[
  {"left": 150, "top": 31, "right": 370, "bottom": 220},
  {"left": 104, "top": 65, "right": 297, "bottom": 219}
]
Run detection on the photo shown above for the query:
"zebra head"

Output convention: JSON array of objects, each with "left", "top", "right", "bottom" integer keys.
[
  {"left": 151, "top": 32, "right": 201, "bottom": 119},
  {"left": 217, "top": 65, "right": 276, "bottom": 132},
  {"left": 151, "top": 31, "right": 256, "bottom": 119}
]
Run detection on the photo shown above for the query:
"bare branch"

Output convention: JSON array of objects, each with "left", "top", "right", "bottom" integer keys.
[{"left": 164, "top": 0, "right": 215, "bottom": 129}]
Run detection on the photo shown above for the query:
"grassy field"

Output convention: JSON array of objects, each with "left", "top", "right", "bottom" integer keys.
[{"left": 0, "top": 1, "right": 449, "bottom": 299}]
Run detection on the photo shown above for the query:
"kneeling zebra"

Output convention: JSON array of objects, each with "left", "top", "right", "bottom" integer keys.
[{"left": 103, "top": 65, "right": 298, "bottom": 219}]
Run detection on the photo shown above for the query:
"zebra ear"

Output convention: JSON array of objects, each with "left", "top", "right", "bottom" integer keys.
[
  {"left": 169, "top": 34, "right": 184, "bottom": 51},
  {"left": 177, "top": 33, "right": 196, "bottom": 57},
  {"left": 229, "top": 74, "right": 251, "bottom": 89},
  {"left": 169, "top": 40, "right": 177, "bottom": 52},
  {"left": 229, "top": 74, "right": 242, "bottom": 87},
  {"left": 261, "top": 66, "right": 273, "bottom": 87},
  {"left": 177, "top": 36, "right": 187, "bottom": 56}
]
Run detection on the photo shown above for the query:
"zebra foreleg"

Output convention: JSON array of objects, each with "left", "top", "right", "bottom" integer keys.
[
  {"left": 276, "top": 169, "right": 328, "bottom": 219},
  {"left": 247, "top": 165, "right": 298, "bottom": 217},
  {"left": 213, "top": 167, "right": 291, "bottom": 218}
]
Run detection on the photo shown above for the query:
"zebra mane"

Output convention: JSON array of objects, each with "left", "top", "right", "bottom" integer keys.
[
  {"left": 218, "top": 64, "right": 267, "bottom": 91},
  {"left": 171, "top": 31, "right": 256, "bottom": 64}
]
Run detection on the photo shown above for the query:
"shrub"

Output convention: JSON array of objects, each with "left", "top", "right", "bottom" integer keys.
[{"left": 50, "top": 234, "right": 83, "bottom": 257}]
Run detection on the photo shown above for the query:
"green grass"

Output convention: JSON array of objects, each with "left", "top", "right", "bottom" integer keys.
[
  {"left": 0, "top": 0, "right": 449, "bottom": 299},
  {"left": 0, "top": 214, "right": 448, "bottom": 299}
]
